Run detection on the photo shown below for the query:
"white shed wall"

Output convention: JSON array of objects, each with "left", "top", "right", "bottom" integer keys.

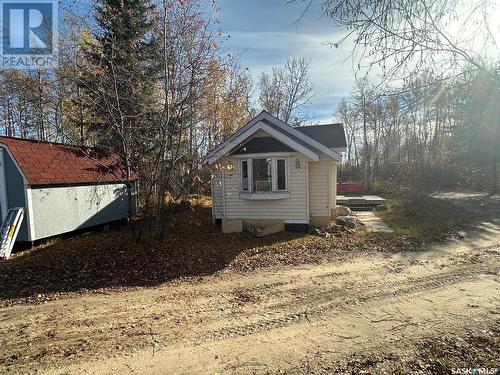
[
  {"left": 30, "top": 182, "right": 136, "bottom": 240},
  {"left": 330, "top": 162, "right": 337, "bottom": 210}
]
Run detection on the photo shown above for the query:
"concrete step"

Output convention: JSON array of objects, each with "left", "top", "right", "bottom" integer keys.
[{"left": 245, "top": 222, "right": 284, "bottom": 237}]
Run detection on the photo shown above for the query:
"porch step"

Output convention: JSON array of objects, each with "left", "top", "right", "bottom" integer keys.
[
  {"left": 337, "top": 195, "right": 387, "bottom": 210},
  {"left": 245, "top": 222, "right": 284, "bottom": 237}
]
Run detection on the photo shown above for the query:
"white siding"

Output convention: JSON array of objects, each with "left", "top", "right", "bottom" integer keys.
[
  {"left": 211, "top": 170, "right": 224, "bottom": 219},
  {"left": 309, "top": 154, "right": 331, "bottom": 217},
  {"left": 330, "top": 162, "right": 337, "bottom": 211},
  {"left": 222, "top": 153, "right": 308, "bottom": 223},
  {"left": 30, "top": 183, "right": 136, "bottom": 241}
]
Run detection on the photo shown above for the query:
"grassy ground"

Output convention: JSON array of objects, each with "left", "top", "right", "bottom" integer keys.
[
  {"left": 0, "top": 195, "right": 480, "bottom": 306},
  {"left": 1, "top": 194, "right": 498, "bottom": 374},
  {"left": 377, "top": 195, "right": 474, "bottom": 240},
  {"left": 0, "top": 196, "right": 365, "bottom": 305}
]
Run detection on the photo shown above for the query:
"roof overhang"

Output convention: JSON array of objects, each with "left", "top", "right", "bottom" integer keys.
[
  {"left": 203, "top": 111, "right": 343, "bottom": 164},
  {"left": 332, "top": 147, "right": 347, "bottom": 154},
  {"left": 204, "top": 120, "right": 320, "bottom": 164},
  {"left": 0, "top": 144, "right": 28, "bottom": 185}
]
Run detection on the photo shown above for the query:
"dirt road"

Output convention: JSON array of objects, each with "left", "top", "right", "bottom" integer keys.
[{"left": 1, "top": 200, "right": 499, "bottom": 373}]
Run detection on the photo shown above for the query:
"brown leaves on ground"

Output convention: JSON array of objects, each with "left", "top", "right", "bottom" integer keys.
[
  {"left": 287, "top": 321, "right": 500, "bottom": 374},
  {"left": 0, "top": 195, "right": 442, "bottom": 306},
  {"left": 313, "top": 222, "right": 358, "bottom": 237},
  {"left": 413, "top": 322, "right": 500, "bottom": 374}
]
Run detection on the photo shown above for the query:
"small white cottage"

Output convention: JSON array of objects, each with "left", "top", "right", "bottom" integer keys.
[
  {"left": 205, "top": 111, "right": 346, "bottom": 233},
  {"left": 0, "top": 136, "right": 138, "bottom": 243}
]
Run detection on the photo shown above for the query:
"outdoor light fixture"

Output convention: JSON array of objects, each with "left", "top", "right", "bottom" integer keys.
[{"left": 295, "top": 159, "right": 301, "bottom": 169}]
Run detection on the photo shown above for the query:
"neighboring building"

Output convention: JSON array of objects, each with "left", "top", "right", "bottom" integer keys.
[
  {"left": 205, "top": 111, "right": 346, "bottom": 233},
  {"left": 0, "top": 136, "right": 138, "bottom": 243}
]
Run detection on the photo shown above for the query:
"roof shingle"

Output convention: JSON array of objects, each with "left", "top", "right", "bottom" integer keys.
[
  {"left": 294, "top": 123, "right": 347, "bottom": 148},
  {"left": 0, "top": 136, "right": 138, "bottom": 186}
]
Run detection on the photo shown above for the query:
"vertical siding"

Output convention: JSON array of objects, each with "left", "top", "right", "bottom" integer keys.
[
  {"left": 223, "top": 153, "right": 308, "bottom": 223},
  {"left": 309, "top": 154, "right": 331, "bottom": 217},
  {"left": 211, "top": 170, "right": 224, "bottom": 219}
]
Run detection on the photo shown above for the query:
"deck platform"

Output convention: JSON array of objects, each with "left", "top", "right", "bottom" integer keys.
[{"left": 337, "top": 195, "right": 387, "bottom": 209}]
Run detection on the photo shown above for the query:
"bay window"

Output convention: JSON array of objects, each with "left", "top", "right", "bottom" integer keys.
[
  {"left": 277, "top": 159, "right": 286, "bottom": 190},
  {"left": 252, "top": 158, "right": 272, "bottom": 191},
  {"left": 240, "top": 157, "right": 288, "bottom": 193},
  {"left": 241, "top": 160, "right": 249, "bottom": 191}
]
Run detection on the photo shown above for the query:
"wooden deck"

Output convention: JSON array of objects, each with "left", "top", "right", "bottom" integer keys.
[{"left": 337, "top": 195, "right": 387, "bottom": 209}]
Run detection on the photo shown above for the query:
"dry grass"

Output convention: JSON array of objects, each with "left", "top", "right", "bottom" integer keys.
[
  {"left": 377, "top": 196, "right": 474, "bottom": 240},
  {"left": 0, "top": 196, "right": 367, "bottom": 306},
  {"left": 0, "top": 195, "right": 475, "bottom": 306}
]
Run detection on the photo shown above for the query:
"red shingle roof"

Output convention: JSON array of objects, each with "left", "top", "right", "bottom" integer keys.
[{"left": 0, "top": 136, "right": 138, "bottom": 186}]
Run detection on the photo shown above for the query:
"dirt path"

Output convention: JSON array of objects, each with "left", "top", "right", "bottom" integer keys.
[{"left": 1, "top": 206, "right": 499, "bottom": 373}]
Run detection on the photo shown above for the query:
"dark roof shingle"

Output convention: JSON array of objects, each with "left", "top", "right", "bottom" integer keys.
[
  {"left": 294, "top": 123, "right": 347, "bottom": 148},
  {"left": 0, "top": 136, "right": 138, "bottom": 186},
  {"left": 232, "top": 137, "right": 294, "bottom": 154}
]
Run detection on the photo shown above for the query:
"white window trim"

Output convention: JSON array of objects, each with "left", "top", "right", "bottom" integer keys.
[
  {"left": 241, "top": 159, "right": 250, "bottom": 192},
  {"left": 240, "top": 156, "right": 288, "bottom": 194},
  {"left": 239, "top": 192, "right": 289, "bottom": 200},
  {"left": 274, "top": 157, "right": 288, "bottom": 192}
]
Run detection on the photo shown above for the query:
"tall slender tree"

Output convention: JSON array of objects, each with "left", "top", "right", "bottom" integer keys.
[{"left": 80, "top": 0, "right": 160, "bottom": 218}]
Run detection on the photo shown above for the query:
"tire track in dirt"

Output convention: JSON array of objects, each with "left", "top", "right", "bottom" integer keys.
[
  {"left": 178, "top": 250, "right": 500, "bottom": 329},
  {"left": 225, "top": 252, "right": 499, "bottom": 310},
  {"left": 185, "top": 248, "right": 500, "bottom": 319},
  {"left": 201, "top": 262, "right": 500, "bottom": 342}
]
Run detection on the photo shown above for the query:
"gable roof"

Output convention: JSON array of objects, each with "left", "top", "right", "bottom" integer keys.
[
  {"left": 204, "top": 111, "right": 343, "bottom": 164},
  {"left": 232, "top": 137, "right": 294, "bottom": 154},
  {"left": 0, "top": 136, "right": 138, "bottom": 186},
  {"left": 295, "top": 124, "right": 347, "bottom": 149}
]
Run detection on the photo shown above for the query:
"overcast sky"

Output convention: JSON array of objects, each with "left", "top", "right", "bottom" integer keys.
[{"left": 217, "top": 0, "right": 357, "bottom": 123}]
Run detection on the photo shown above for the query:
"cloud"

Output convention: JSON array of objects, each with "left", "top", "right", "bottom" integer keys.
[
  {"left": 225, "top": 30, "right": 356, "bottom": 122},
  {"left": 218, "top": 0, "right": 360, "bottom": 122}
]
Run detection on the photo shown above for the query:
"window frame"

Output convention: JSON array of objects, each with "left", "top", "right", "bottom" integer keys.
[
  {"left": 274, "top": 158, "right": 288, "bottom": 192},
  {"left": 241, "top": 159, "right": 249, "bottom": 192},
  {"left": 240, "top": 156, "right": 288, "bottom": 193},
  {"left": 252, "top": 157, "right": 273, "bottom": 192}
]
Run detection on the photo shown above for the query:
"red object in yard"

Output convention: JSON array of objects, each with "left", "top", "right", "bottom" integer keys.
[{"left": 337, "top": 183, "right": 363, "bottom": 193}]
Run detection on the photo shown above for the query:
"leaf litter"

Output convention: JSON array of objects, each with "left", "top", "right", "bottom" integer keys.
[{"left": 0, "top": 196, "right": 445, "bottom": 306}]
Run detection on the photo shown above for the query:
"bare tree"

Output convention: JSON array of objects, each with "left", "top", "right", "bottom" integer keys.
[
  {"left": 335, "top": 98, "right": 358, "bottom": 165},
  {"left": 320, "top": 0, "right": 500, "bottom": 82},
  {"left": 259, "top": 56, "right": 313, "bottom": 123},
  {"left": 316, "top": 0, "right": 500, "bottom": 191}
]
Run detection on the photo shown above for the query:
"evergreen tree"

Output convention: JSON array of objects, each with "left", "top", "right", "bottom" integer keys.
[{"left": 79, "top": 0, "right": 160, "bottom": 217}]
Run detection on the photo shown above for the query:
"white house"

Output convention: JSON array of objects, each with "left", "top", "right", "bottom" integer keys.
[
  {"left": 204, "top": 111, "right": 346, "bottom": 233},
  {"left": 0, "top": 136, "right": 138, "bottom": 244}
]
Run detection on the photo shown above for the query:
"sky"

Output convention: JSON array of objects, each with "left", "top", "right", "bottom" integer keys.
[
  {"left": 216, "top": 0, "right": 357, "bottom": 123},
  {"left": 60, "top": 0, "right": 359, "bottom": 123}
]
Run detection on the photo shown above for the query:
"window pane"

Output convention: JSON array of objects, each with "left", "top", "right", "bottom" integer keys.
[
  {"left": 252, "top": 158, "right": 272, "bottom": 191},
  {"left": 277, "top": 159, "right": 286, "bottom": 190},
  {"left": 241, "top": 161, "right": 248, "bottom": 191}
]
